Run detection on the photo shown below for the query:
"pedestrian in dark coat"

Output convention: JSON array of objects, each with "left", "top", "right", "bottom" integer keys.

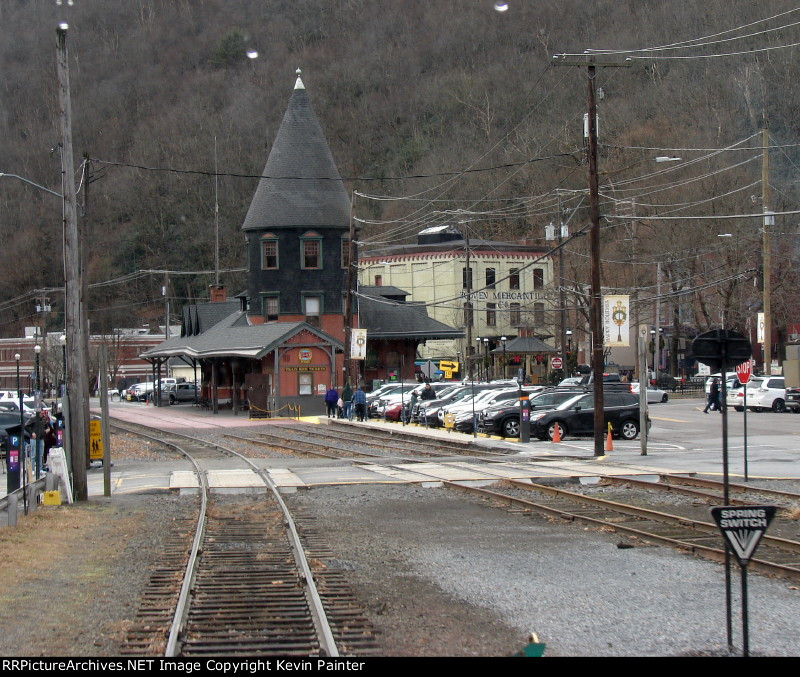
[
  {"left": 324, "top": 386, "right": 339, "bottom": 418},
  {"left": 704, "top": 378, "right": 720, "bottom": 413}
]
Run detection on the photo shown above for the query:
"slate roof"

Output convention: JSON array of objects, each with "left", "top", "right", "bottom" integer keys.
[
  {"left": 241, "top": 73, "right": 350, "bottom": 232},
  {"left": 182, "top": 300, "right": 242, "bottom": 337},
  {"left": 491, "top": 336, "right": 558, "bottom": 354},
  {"left": 358, "top": 294, "right": 464, "bottom": 340},
  {"left": 142, "top": 312, "right": 343, "bottom": 360}
]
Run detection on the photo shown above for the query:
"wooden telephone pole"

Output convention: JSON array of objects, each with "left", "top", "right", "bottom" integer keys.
[
  {"left": 554, "top": 55, "right": 630, "bottom": 456},
  {"left": 57, "top": 25, "right": 89, "bottom": 500}
]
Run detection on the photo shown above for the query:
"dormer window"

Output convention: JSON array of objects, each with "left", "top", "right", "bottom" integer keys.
[
  {"left": 301, "top": 231, "right": 322, "bottom": 269},
  {"left": 261, "top": 233, "right": 279, "bottom": 269}
]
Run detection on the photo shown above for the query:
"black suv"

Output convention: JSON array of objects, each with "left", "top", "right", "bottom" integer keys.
[
  {"left": 479, "top": 388, "right": 584, "bottom": 438},
  {"left": 530, "top": 391, "right": 647, "bottom": 441}
]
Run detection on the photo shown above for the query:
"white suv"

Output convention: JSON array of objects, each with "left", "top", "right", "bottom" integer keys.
[{"left": 728, "top": 376, "right": 786, "bottom": 413}]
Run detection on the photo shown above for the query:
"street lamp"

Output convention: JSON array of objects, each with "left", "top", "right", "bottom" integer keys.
[
  {"left": 500, "top": 336, "right": 507, "bottom": 379},
  {"left": 475, "top": 337, "right": 482, "bottom": 380},
  {"left": 483, "top": 338, "right": 490, "bottom": 380}
]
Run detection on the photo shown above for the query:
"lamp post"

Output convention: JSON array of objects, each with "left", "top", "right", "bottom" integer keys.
[
  {"left": 475, "top": 337, "right": 482, "bottom": 380},
  {"left": 483, "top": 337, "right": 490, "bottom": 381},
  {"left": 500, "top": 336, "right": 507, "bottom": 379}
]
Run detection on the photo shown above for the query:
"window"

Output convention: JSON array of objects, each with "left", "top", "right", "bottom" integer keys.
[
  {"left": 300, "top": 232, "right": 322, "bottom": 269},
  {"left": 533, "top": 269, "right": 544, "bottom": 289},
  {"left": 509, "top": 268, "right": 520, "bottom": 290},
  {"left": 509, "top": 303, "right": 520, "bottom": 326},
  {"left": 303, "top": 239, "right": 320, "bottom": 268},
  {"left": 534, "top": 302, "right": 545, "bottom": 327},
  {"left": 464, "top": 302, "right": 473, "bottom": 327},
  {"left": 263, "top": 295, "right": 280, "bottom": 321},
  {"left": 486, "top": 302, "right": 496, "bottom": 326},
  {"left": 304, "top": 295, "right": 321, "bottom": 316},
  {"left": 462, "top": 266, "right": 473, "bottom": 290},
  {"left": 341, "top": 237, "right": 350, "bottom": 270},
  {"left": 298, "top": 373, "right": 313, "bottom": 396},
  {"left": 261, "top": 234, "right": 278, "bottom": 269},
  {"left": 374, "top": 275, "right": 383, "bottom": 286},
  {"left": 486, "top": 268, "right": 496, "bottom": 289}
]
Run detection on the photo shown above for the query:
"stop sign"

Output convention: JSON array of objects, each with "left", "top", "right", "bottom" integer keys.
[
  {"left": 736, "top": 360, "right": 752, "bottom": 384},
  {"left": 551, "top": 357, "right": 563, "bottom": 370}
]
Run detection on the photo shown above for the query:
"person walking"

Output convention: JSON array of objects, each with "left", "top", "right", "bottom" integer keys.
[
  {"left": 340, "top": 382, "right": 353, "bottom": 420},
  {"left": 352, "top": 386, "right": 367, "bottom": 422},
  {"left": 324, "top": 385, "right": 339, "bottom": 418},
  {"left": 704, "top": 378, "right": 720, "bottom": 413}
]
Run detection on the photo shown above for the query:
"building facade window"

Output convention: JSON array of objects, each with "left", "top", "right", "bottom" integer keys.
[
  {"left": 261, "top": 234, "right": 278, "bottom": 269},
  {"left": 300, "top": 232, "right": 322, "bottom": 269},
  {"left": 486, "top": 268, "right": 496, "bottom": 289},
  {"left": 462, "top": 266, "right": 473, "bottom": 290},
  {"left": 534, "top": 302, "right": 545, "bottom": 327},
  {"left": 486, "top": 302, "right": 496, "bottom": 326},
  {"left": 298, "top": 372, "right": 313, "bottom": 396},
  {"left": 262, "top": 294, "right": 280, "bottom": 321},
  {"left": 533, "top": 268, "right": 544, "bottom": 289},
  {"left": 509, "top": 302, "right": 521, "bottom": 326},
  {"left": 303, "top": 295, "right": 322, "bottom": 316},
  {"left": 464, "top": 302, "right": 473, "bottom": 327},
  {"left": 509, "top": 268, "right": 520, "bottom": 290},
  {"left": 341, "top": 237, "right": 350, "bottom": 270}
]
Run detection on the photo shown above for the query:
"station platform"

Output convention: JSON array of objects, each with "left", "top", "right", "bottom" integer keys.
[{"left": 72, "top": 401, "right": 695, "bottom": 497}]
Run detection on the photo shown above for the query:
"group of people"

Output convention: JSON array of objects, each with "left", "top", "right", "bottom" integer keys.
[{"left": 323, "top": 383, "right": 369, "bottom": 422}]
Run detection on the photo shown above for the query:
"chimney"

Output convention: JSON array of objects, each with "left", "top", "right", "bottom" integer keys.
[{"left": 209, "top": 285, "right": 226, "bottom": 303}]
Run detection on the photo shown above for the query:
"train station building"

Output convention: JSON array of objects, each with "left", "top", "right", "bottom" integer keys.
[{"left": 140, "top": 71, "right": 462, "bottom": 415}]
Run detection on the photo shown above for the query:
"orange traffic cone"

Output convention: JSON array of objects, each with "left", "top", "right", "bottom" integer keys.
[
  {"left": 551, "top": 422, "right": 561, "bottom": 443},
  {"left": 605, "top": 425, "right": 613, "bottom": 452}
]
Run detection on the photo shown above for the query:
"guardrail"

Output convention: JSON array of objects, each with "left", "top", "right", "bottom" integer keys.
[{"left": 1, "top": 475, "right": 52, "bottom": 527}]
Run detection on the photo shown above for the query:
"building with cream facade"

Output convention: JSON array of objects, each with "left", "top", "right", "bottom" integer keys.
[{"left": 358, "top": 227, "right": 556, "bottom": 372}]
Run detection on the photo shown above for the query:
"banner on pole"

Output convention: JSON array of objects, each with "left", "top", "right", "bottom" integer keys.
[
  {"left": 603, "top": 295, "right": 630, "bottom": 347},
  {"left": 351, "top": 329, "right": 368, "bottom": 360}
]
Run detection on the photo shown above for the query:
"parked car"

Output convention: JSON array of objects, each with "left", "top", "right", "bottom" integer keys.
[
  {"left": 705, "top": 374, "right": 741, "bottom": 395},
  {"left": 786, "top": 386, "right": 800, "bottom": 413},
  {"left": 727, "top": 376, "right": 786, "bottom": 413},
  {"left": 478, "top": 388, "right": 584, "bottom": 438},
  {"left": 0, "top": 400, "right": 36, "bottom": 417},
  {"left": 125, "top": 382, "right": 154, "bottom": 402},
  {"left": 415, "top": 384, "right": 499, "bottom": 427},
  {"left": 161, "top": 382, "right": 199, "bottom": 405},
  {"left": 630, "top": 382, "right": 668, "bottom": 403},
  {"left": 451, "top": 387, "right": 541, "bottom": 434},
  {"left": 530, "top": 391, "right": 648, "bottom": 441}
]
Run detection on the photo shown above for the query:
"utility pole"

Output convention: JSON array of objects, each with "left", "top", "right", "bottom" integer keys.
[
  {"left": 57, "top": 25, "right": 89, "bottom": 500},
  {"left": 761, "top": 128, "right": 772, "bottom": 376},
  {"left": 343, "top": 193, "right": 356, "bottom": 386},
  {"left": 554, "top": 55, "right": 629, "bottom": 456}
]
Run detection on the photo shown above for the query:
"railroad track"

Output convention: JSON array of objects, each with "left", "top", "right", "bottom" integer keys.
[
  {"left": 112, "top": 421, "right": 380, "bottom": 657},
  {"left": 446, "top": 479, "right": 800, "bottom": 582},
  {"left": 110, "top": 417, "right": 800, "bottom": 601}
]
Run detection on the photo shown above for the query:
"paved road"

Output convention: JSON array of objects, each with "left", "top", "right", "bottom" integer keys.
[{"left": 535, "top": 397, "right": 800, "bottom": 480}]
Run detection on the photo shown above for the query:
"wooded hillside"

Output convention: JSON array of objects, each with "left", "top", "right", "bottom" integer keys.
[{"left": 0, "top": 0, "right": 798, "bottom": 343}]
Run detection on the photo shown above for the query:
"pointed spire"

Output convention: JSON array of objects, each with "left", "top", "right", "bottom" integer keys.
[{"left": 242, "top": 71, "right": 350, "bottom": 232}]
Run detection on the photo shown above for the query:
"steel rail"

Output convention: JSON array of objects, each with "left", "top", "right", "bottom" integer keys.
[
  {"left": 111, "top": 420, "right": 339, "bottom": 657},
  {"left": 445, "top": 481, "right": 800, "bottom": 581}
]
